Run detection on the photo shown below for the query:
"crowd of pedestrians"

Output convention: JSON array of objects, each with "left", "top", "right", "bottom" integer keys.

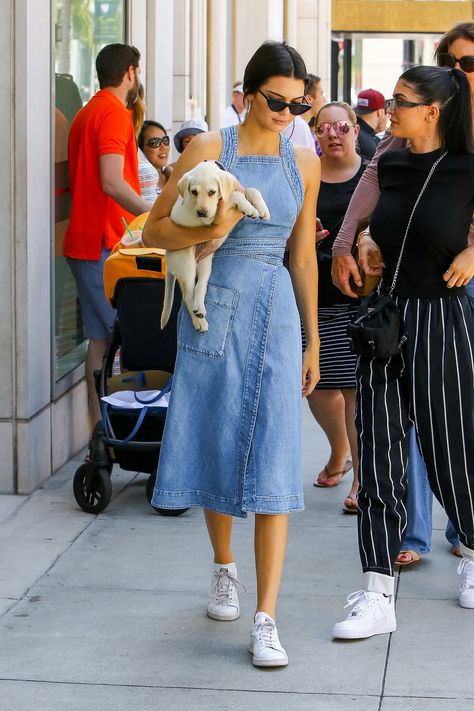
[{"left": 63, "top": 21, "right": 474, "bottom": 669}]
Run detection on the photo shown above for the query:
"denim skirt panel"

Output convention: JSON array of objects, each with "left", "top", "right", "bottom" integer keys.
[{"left": 151, "top": 254, "right": 303, "bottom": 517}]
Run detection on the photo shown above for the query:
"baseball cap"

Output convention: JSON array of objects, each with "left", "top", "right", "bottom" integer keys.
[
  {"left": 173, "top": 118, "right": 209, "bottom": 153},
  {"left": 354, "top": 88, "right": 385, "bottom": 115}
]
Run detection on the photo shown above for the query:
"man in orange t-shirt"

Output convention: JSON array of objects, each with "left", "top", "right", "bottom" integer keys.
[{"left": 65, "top": 44, "right": 150, "bottom": 427}]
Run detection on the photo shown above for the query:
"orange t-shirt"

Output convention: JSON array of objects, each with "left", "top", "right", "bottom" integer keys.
[{"left": 64, "top": 89, "right": 140, "bottom": 260}]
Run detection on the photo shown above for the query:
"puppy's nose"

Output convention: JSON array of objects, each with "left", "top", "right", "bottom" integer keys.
[{"left": 197, "top": 209, "right": 208, "bottom": 217}]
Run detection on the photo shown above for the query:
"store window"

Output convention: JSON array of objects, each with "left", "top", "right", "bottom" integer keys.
[{"left": 53, "top": 0, "right": 126, "bottom": 383}]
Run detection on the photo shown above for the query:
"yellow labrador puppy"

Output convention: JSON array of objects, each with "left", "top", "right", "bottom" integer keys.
[{"left": 161, "top": 160, "right": 270, "bottom": 332}]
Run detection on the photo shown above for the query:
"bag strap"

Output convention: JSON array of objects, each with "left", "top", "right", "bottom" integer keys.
[
  {"left": 383, "top": 150, "right": 448, "bottom": 297},
  {"left": 133, "top": 376, "right": 173, "bottom": 405},
  {"left": 101, "top": 376, "right": 173, "bottom": 446},
  {"left": 102, "top": 402, "right": 149, "bottom": 445}
]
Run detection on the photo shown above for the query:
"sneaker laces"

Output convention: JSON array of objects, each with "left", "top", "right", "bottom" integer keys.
[
  {"left": 344, "top": 590, "right": 380, "bottom": 617},
  {"left": 458, "top": 558, "right": 474, "bottom": 588},
  {"left": 210, "top": 569, "right": 247, "bottom": 604},
  {"left": 253, "top": 617, "right": 278, "bottom": 649}
]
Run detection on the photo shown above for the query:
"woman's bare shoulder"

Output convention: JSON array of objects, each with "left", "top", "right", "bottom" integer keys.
[
  {"left": 187, "top": 130, "right": 223, "bottom": 160},
  {"left": 293, "top": 145, "right": 320, "bottom": 185}
]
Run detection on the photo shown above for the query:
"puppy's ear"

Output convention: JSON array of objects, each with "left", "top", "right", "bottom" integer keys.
[
  {"left": 177, "top": 173, "right": 191, "bottom": 198},
  {"left": 217, "top": 171, "right": 238, "bottom": 205}
]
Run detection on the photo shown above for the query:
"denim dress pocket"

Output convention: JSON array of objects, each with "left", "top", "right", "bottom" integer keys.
[{"left": 178, "top": 283, "right": 239, "bottom": 358}]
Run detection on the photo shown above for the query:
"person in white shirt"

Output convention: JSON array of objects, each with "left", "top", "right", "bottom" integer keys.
[
  {"left": 282, "top": 73, "right": 326, "bottom": 153},
  {"left": 220, "top": 82, "right": 247, "bottom": 127},
  {"left": 282, "top": 114, "right": 316, "bottom": 152}
]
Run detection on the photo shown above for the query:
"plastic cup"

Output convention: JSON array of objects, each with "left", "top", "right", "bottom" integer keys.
[{"left": 121, "top": 229, "right": 143, "bottom": 247}]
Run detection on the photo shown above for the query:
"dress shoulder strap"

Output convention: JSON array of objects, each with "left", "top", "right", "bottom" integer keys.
[
  {"left": 219, "top": 125, "right": 238, "bottom": 170},
  {"left": 279, "top": 134, "right": 304, "bottom": 211}
]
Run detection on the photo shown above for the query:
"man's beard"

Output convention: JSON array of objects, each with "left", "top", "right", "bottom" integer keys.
[{"left": 126, "top": 73, "right": 141, "bottom": 106}]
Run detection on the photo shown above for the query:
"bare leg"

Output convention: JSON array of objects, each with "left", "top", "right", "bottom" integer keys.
[
  {"left": 254, "top": 514, "right": 288, "bottom": 619},
  {"left": 307, "top": 389, "right": 351, "bottom": 484},
  {"left": 204, "top": 509, "right": 234, "bottom": 564},
  {"left": 86, "top": 338, "right": 108, "bottom": 429},
  {"left": 341, "top": 388, "right": 359, "bottom": 503}
]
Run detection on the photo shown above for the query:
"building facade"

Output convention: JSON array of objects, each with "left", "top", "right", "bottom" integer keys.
[
  {"left": 2, "top": 0, "right": 472, "bottom": 494},
  {"left": 0, "top": 0, "right": 331, "bottom": 494}
]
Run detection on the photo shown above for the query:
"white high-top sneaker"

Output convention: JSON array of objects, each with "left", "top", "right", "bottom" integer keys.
[
  {"left": 458, "top": 558, "right": 474, "bottom": 608},
  {"left": 248, "top": 612, "right": 288, "bottom": 667},
  {"left": 332, "top": 590, "right": 396, "bottom": 639},
  {"left": 207, "top": 564, "right": 245, "bottom": 621}
]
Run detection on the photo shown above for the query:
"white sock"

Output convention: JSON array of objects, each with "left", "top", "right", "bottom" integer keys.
[{"left": 213, "top": 561, "right": 236, "bottom": 573}]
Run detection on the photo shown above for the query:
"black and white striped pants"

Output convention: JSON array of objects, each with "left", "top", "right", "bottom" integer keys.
[{"left": 356, "top": 295, "right": 474, "bottom": 578}]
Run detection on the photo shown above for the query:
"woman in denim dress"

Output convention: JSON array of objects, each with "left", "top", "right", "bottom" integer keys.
[{"left": 143, "top": 42, "right": 320, "bottom": 667}]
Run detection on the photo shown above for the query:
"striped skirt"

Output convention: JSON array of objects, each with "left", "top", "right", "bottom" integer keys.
[{"left": 302, "top": 304, "right": 357, "bottom": 389}]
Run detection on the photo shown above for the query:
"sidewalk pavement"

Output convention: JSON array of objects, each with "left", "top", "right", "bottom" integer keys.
[{"left": 0, "top": 404, "right": 473, "bottom": 711}]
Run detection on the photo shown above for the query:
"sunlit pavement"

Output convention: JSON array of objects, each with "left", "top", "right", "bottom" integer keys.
[{"left": 0, "top": 404, "right": 472, "bottom": 710}]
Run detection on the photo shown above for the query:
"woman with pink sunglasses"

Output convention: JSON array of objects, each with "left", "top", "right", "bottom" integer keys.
[{"left": 306, "top": 101, "right": 367, "bottom": 512}]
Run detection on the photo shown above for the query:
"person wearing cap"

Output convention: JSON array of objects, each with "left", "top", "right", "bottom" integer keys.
[
  {"left": 220, "top": 81, "right": 246, "bottom": 127},
  {"left": 174, "top": 117, "right": 209, "bottom": 154},
  {"left": 353, "top": 88, "right": 388, "bottom": 161}
]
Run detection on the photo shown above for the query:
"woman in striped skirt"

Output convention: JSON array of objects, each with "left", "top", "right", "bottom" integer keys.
[
  {"left": 306, "top": 102, "right": 366, "bottom": 512},
  {"left": 333, "top": 65, "right": 474, "bottom": 639}
]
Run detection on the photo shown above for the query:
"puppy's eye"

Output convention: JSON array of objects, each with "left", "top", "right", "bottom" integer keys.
[
  {"left": 208, "top": 190, "right": 216, "bottom": 197},
  {"left": 190, "top": 189, "right": 198, "bottom": 196}
]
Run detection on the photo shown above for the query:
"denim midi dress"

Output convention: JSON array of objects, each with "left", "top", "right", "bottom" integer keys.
[{"left": 151, "top": 125, "right": 305, "bottom": 517}]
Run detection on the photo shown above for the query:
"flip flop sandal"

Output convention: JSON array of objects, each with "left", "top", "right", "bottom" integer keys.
[
  {"left": 395, "top": 550, "right": 421, "bottom": 566},
  {"left": 342, "top": 495, "right": 358, "bottom": 514},
  {"left": 313, "top": 459, "right": 353, "bottom": 488}
]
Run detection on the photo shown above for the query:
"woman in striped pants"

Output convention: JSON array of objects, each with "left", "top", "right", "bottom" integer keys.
[{"left": 332, "top": 64, "right": 474, "bottom": 639}]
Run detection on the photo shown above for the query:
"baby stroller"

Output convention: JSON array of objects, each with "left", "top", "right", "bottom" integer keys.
[{"left": 72, "top": 237, "right": 186, "bottom": 516}]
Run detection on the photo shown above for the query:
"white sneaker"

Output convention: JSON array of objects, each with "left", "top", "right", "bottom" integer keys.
[
  {"left": 248, "top": 612, "right": 288, "bottom": 667},
  {"left": 207, "top": 564, "right": 245, "bottom": 621},
  {"left": 332, "top": 590, "right": 396, "bottom": 639},
  {"left": 458, "top": 558, "right": 474, "bottom": 608}
]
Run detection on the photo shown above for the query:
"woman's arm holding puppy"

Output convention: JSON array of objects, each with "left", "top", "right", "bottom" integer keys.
[
  {"left": 290, "top": 147, "right": 321, "bottom": 397},
  {"left": 142, "top": 132, "right": 244, "bottom": 250}
]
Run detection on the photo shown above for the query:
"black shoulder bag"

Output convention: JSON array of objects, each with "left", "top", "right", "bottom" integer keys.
[{"left": 347, "top": 150, "right": 447, "bottom": 359}]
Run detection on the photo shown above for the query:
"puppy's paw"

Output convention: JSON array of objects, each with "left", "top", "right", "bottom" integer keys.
[
  {"left": 193, "top": 302, "right": 207, "bottom": 319},
  {"left": 191, "top": 311, "right": 209, "bottom": 331},
  {"left": 258, "top": 203, "right": 270, "bottom": 221},
  {"left": 252, "top": 196, "right": 270, "bottom": 220},
  {"left": 196, "top": 318, "right": 209, "bottom": 332},
  {"left": 244, "top": 188, "right": 270, "bottom": 220},
  {"left": 243, "top": 205, "right": 260, "bottom": 220}
]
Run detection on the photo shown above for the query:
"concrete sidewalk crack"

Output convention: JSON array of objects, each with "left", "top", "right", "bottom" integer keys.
[
  {"left": 0, "top": 677, "right": 383, "bottom": 697},
  {"left": 378, "top": 572, "right": 400, "bottom": 711},
  {"left": 0, "top": 517, "right": 96, "bottom": 621}
]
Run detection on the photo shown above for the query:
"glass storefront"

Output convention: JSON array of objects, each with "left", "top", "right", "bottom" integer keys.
[{"left": 52, "top": 0, "right": 126, "bottom": 383}]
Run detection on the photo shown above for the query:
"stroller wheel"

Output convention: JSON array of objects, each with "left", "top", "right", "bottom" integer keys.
[
  {"left": 73, "top": 463, "right": 112, "bottom": 514},
  {"left": 146, "top": 471, "right": 188, "bottom": 516}
]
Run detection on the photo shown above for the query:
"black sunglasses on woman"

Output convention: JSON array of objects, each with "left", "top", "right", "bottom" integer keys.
[
  {"left": 258, "top": 90, "right": 311, "bottom": 116},
  {"left": 438, "top": 53, "right": 474, "bottom": 73},
  {"left": 146, "top": 135, "right": 170, "bottom": 149}
]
